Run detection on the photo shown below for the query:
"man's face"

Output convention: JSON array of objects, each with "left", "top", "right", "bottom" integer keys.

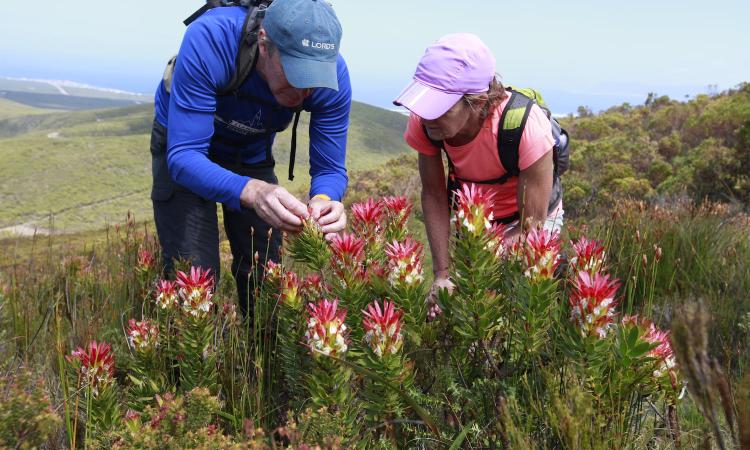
[
  {"left": 421, "top": 99, "right": 472, "bottom": 141},
  {"left": 261, "top": 41, "right": 313, "bottom": 108}
]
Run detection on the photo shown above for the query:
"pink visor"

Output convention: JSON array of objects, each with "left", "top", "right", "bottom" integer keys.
[{"left": 393, "top": 33, "right": 496, "bottom": 120}]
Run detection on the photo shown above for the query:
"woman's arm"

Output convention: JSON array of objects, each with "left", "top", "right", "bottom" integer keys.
[
  {"left": 418, "top": 153, "right": 452, "bottom": 278},
  {"left": 507, "top": 148, "right": 554, "bottom": 240}
]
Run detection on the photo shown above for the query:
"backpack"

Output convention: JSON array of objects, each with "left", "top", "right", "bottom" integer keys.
[
  {"left": 162, "top": 0, "right": 304, "bottom": 181},
  {"left": 424, "top": 87, "right": 570, "bottom": 224}
]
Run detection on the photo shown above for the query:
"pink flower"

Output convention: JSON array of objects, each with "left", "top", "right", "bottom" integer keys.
[
  {"left": 330, "top": 233, "right": 365, "bottom": 265},
  {"left": 523, "top": 227, "right": 562, "bottom": 281},
  {"left": 570, "top": 237, "right": 606, "bottom": 275},
  {"left": 264, "top": 260, "right": 283, "bottom": 281},
  {"left": 137, "top": 249, "right": 155, "bottom": 272},
  {"left": 452, "top": 183, "right": 495, "bottom": 236},
  {"left": 329, "top": 233, "right": 366, "bottom": 284},
  {"left": 176, "top": 267, "right": 215, "bottom": 318},
  {"left": 485, "top": 223, "right": 507, "bottom": 258},
  {"left": 385, "top": 238, "right": 424, "bottom": 287},
  {"left": 381, "top": 196, "right": 413, "bottom": 227},
  {"left": 427, "top": 302, "right": 443, "bottom": 322},
  {"left": 569, "top": 271, "right": 620, "bottom": 338},
  {"left": 127, "top": 319, "right": 159, "bottom": 352},
  {"left": 621, "top": 316, "right": 682, "bottom": 394},
  {"left": 67, "top": 341, "right": 115, "bottom": 395},
  {"left": 281, "top": 271, "right": 301, "bottom": 309},
  {"left": 154, "top": 279, "right": 179, "bottom": 310},
  {"left": 351, "top": 198, "right": 384, "bottom": 238},
  {"left": 304, "top": 299, "right": 349, "bottom": 357},
  {"left": 300, "top": 274, "right": 330, "bottom": 300},
  {"left": 362, "top": 300, "right": 404, "bottom": 358}
]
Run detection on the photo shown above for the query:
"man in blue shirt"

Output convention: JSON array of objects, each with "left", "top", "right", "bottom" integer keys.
[{"left": 150, "top": 0, "right": 351, "bottom": 315}]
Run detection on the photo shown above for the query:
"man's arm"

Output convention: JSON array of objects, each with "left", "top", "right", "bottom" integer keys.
[
  {"left": 508, "top": 148, "right": 554, "bottom": 239},
  {"left": 305, "top": 55, "right": 352, "bottom": 236},
  {"left": 418, "top": 153, "right": 452, "bottom": 279}
]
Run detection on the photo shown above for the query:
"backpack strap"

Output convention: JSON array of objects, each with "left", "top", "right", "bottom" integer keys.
[
  {"left": 217, "top": 3, "right": 268, "bottom": 96},
  {"left": 497, "top": 89, "right": 534, "bottom": 178}
]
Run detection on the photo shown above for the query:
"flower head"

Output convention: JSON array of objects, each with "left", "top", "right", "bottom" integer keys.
[
  {"left": 569, "top": 271, "right": 620, "bottom": 338},
  {"left": 281, "top": 271, "right": 302, "bottom": 309},
  {"left": 362, "top": 300, "right": 404, "bottom": 358},
  {"left": 329, "top": 233, "right": 366, "bottom": 284},
  {"left": 154, "top": 279, "right": 179, "bottom": 310},
  {"left": 485, "top": 223, "right": 508, "bottom": 259},
  {"left": 570, "top": 237, "right": 606, "bottom": 275},
  {"left": 300, "top": 274, "right": 330, "bottom": 300},
  {"left": 176, "top": 266, "right": 215, "bottom": 318},
  {"left": 452, "top": 183, "right": 495, "bottom": 236},
  {"left": 621, "top": 315, "right": 683, "bottom": 395},
  {"left": 127, "top": 318, "right": 159, "bottom": 352},
  {"left": 523, "top": 227, "right": 562, "bottom": 281},
  {"left": 137, "top": 249, "right": 155, "bottom": 273},
  {"left": 67, "top": 341, "right": 115, "bottom": 395},
  {"left": 381, "top": 196, "right": 413, "bottom": 227},
  {"left": 264, "top": 261, "right": 283, "bottom": 281},
  {"left": 351, "top": 198, "right": 384, "bottom": 238},
  {"left": 385, "top": 238, "right": 425, "bottom": 287},
  {"left": 304, "top": 299, "right": 349, "bottom": 357}
]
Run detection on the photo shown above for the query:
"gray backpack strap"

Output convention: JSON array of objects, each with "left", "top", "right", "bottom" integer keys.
[
  {"left": 162, "top": 55, "right": 178, "bottom": 95},
  {"left": 217, "top": 3, "right": 268, "bottom": 96}
]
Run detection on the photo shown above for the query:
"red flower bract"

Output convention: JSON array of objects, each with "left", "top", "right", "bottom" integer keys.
[
  {"left": 453, "top": 183, "right": 496, "bottom": 235},
  {"left": 570, "top": 237, "right": 606, "bottom": 274},
  {"left": 330, "top": 233, "right": 365, "bottom": 263},
  {"left": 305, "top": 299, "right": 349, "bottom": 357},
  {"left": 385, "top": 238, "right": 424, "bottom": 286},
  {"left": 127, "top": 318, "right": 159, "bottom": 351},
  {"left": 176, "top": 266, "right": 215, "bottom": 318},
  {"left": 67, "top": 341, "right": 115, "bottom": 395},
  {"left": 381, "top": 196, "right": 413, "bottom": 226},
  {"left": 523, "top": 227, "right": 562, "bottom": 281},
  {"left": 362, "top": 299, "right": 404, "bottom": 357},
  {"left": 351, "top": 198, "right": 383, "bottom": 234},
  {"left": 155, "top": 279, "right": 179, "bottom": 310},
  {"left": 137, "top": 249, "right": 155, "bottom": 272},
  {"left": 569, "top": 271, "right": 620, "bottom": 338}
]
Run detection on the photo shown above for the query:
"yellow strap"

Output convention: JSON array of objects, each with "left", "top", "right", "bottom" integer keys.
[{"left": 311, "top": 194, "right": 331, "bottom": 201}]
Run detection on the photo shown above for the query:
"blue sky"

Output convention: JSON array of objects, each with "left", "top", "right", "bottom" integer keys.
[{"left": 1, "top": 0, "right": 748, "bottom": 113}]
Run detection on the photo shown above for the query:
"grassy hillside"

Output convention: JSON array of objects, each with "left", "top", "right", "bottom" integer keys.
[
  {"left": 0, "top": 97, "right": 56, "bottom": 120},
  {"left": 0, "top": 98, "right": 410, "bottom": 234}
]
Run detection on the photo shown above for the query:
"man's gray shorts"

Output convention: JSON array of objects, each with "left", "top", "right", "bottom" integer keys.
[{"left": 149, "top": 120, "right": 281, "bottom": 317}]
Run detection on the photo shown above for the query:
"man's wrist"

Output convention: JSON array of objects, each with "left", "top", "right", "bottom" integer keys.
[
  {"left": 311, "top": 193, "right": 331, "bottom": 202},
  {"left": 433, "top": 268, "right": 450, "bottom": 279}
]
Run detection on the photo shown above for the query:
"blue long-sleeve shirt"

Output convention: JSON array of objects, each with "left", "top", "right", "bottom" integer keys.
[{"left": 154, "top": 6, "right": 351, "bottom": 211}]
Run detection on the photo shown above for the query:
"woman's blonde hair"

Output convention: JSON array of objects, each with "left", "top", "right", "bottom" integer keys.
[{"left": 462, "top": 76, "right": 507, "bottom": 120}]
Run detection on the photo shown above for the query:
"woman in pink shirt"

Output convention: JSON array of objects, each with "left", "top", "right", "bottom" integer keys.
[{"left": 393, "top": 33, "right": 563, "bottom": 294}]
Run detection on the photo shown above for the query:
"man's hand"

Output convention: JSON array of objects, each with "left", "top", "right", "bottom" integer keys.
[
  {"left": 426, "top": 274, "right": 454, "bottom": 321},
  {"left": 308, "top": 196, "right": 346, "bottom": 240},
  {"left": 240, "top": 179, "right": 309, "bottom": 231}
]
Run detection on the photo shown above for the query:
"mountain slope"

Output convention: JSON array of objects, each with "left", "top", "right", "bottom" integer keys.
[{"left": 0, "top": 98, "right": 410, "bottom": 234}]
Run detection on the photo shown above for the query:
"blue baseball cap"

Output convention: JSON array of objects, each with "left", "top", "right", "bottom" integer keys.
[{"left": 262, "top": 0, "right": 342, "bottom": 91}]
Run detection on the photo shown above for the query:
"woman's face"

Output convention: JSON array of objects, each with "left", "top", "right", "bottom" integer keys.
[{"left": 421, "top": 98, "right": 472, "bottom": 141}]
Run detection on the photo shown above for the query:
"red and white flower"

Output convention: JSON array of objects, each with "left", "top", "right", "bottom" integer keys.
[
  {"left": 452, "top": 183, "right": 495, "bottom": 236},
  {"left": 351, "top": 198, "right": 384, "bottom": 238},
  {"left": 385, "top": 238, "right": 424, "bottom": 287},
  {"left": 281, "top": 271, "right": 301, "bottom": 309},
  {"left": 67, "top": 341, "right": 115, "bottom": 395},
  {"left": 264, "top": 260, "right": 283, "bottom": 281},
  {"left": 485, "top": 223, "right": 508, "bottom": 259},
  {"left": 304, "top": 299, "right": 349, "bottom": 357},
  {"left": 300, "top": 274, "right": 330, "bottom": 300},
  {"left": 621, "top": 315, "right": 683, "bottom": 395},
  {"left": 176, "top": 266, "right": 215, "bottom": 318},
  {"left": 329, "top": 233, "right": 366, "bottom": 284},
  {"left": 523, "top": 227, "right": 562, "bottom": 281},
  {"left": 362, "top": 300, "right": 404, "bottom": 358},
  {"left": 569, "top": 271, "right": 620, "bottom": 338},
  {"left": 137, "top": 249, "right": 155, "bottom": 273},
  {"left": 154, "top": 279, "right": 179, "bottom": 310},
  {"left": 381, "top": 196, "right": 413, "bottom": 228},
  {"left": 127, "top": 318, "right": 159, "bottom": 352},
  {"left": 570, "top": 237, "right": 607, "bottom": 275}
]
